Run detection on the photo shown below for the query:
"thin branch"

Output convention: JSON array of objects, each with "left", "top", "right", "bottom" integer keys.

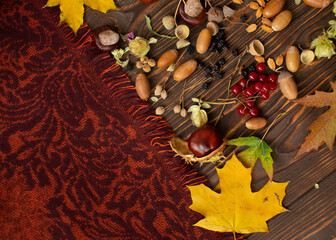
[{"left": 261, "top": 112, "right": 286, "bottom": 141}]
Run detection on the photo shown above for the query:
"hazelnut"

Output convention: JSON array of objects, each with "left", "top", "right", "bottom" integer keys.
[{"left": 185, "top": 0, "right": 204, "bottom": 17}]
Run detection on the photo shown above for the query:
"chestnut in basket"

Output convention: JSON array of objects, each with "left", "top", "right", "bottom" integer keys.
[
  {"left": 94, "top": 26, "right": 120, "bottom": 52},
  {"left": 170, "top": 125, "right": 226, "bottom": 164},
  {"left": 178, "top": 0, "right": 206, "bottom": 26}
]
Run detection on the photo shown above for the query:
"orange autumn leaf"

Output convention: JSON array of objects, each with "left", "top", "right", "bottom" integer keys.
[
  {"left": 294, "top": 81, "right": 336, "bottom": 157},
  {"left": 188, "top": 155, "right": 288, "bottom": 234},
  {"left": 45, "top": 0, "right": 117, "bottom": 33}
]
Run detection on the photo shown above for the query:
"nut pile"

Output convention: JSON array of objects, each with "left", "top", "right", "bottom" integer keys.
[{"left": 136, "top": 56, "right": 156, "bottom": 72}]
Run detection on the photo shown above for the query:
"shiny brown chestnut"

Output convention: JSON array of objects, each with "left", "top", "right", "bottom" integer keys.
[
  {"left": 178, "top": 1, "right": 206, "bottom": 26},
  {"left": 188, "top": 125, "right": 223, "bottom": 158},
  {"left": 94, "top": 26, "right": 120, "bottom": 52}
]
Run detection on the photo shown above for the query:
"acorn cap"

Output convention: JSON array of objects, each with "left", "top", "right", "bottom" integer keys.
[
  {"left": 248, "top": 39, "right": 265, "bottom": 56},
  {"left": 169, "top": 136, "right": 227, "bottom": 164},
  {"left": 300, "top": 49, "right": 315, "bottom": 64},
  {"left": 206, "top": 22, "right": 219, "bottom": 36},
  {"left": 175, "top": 25, "right": 190, "bottom": 39}
]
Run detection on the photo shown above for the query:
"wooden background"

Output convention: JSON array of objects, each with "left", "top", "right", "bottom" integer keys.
[{"left": 85, "top": 0, "right": 336, "bottom": 239}]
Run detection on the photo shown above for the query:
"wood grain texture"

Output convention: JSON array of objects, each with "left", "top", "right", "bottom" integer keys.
[{"left": 85, "top": 0, "right": 336, "bottom": 239}]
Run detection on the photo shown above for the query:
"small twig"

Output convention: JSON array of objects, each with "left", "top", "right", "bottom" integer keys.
[
  {"left": 174, "top": 0, "right": 183, "bottom": 27},
  {"left": 261, "top": 112, "right": 286, "bottom": 141},
  {"left": 224, "top": 17, "right": 249, "bottom": 26},
  {"left": 233, "top": 231, "right": 237, "bottom": 240},
  {"left": 214, "top": 46, "right": 248, "bottom": 126},
  {"left": 205, "top": 101, "right": 237, "bottom": 105}
]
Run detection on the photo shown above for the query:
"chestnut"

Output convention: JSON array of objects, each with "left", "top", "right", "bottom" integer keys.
[
  {"left": 188, "top": 125, "right": 223, "bottom": 158},
  {"left": 94, "top": 26, "right": 120, "bottom": 52},
  {"left": 178, "top": 0, "right": 206, "bottom": 26}
]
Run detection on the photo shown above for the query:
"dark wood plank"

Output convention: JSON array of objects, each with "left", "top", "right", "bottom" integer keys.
[{"left": 85, "top": 0, "right": 336, "bottom": 238}]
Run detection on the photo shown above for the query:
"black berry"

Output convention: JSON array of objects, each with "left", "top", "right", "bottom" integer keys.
[
  {"left": 218, "top": 29, "right": 225, "bottom": 38},
  {"left": 214, "top": 47, "right": 221, "bottom": 54},
  {"left": 248, "top": 65, "right": 256, "bottom": 72},
  {"left": 187, "top": 45, "right": 195, "bottom": 54},
  {"left": 202, "top": 82, "right": 210, "bottom": 90},
  {"left": 218, "top": 58, "right": 226, "bottom": 66},
  {"left": 212, "top": 63, "right": 220, "bottom": 71},
  {"left": 214, "top": 72, "right": 223, "bottom": 79},
  {"left": 241, "top": 69, "right": 248, "bottom": 77},
  {"left": 205, "top": 67, "right": 212, "bottom": 74},
  {"left": 240, "top": 15, "right": 248, "bottom": 23},
  {"left": 198, "top": 61, "right": 205, "bottom": 68},
  {"left": 232, "top": 48, "right": 239, "bottom": 56},
  {"left": 217, "top": 39, "right": 225, "bottom": 47},
  {"left": 206, "top": 73, "right": 212, "bottom": 79}
]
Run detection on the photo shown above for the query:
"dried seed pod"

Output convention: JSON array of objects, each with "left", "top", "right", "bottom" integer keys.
[
  {"left": 286, "top": 46, "right": 300, "bottom": 73},
  {"left": 196, "top": 28, "right": 212, "bottom": 54},
  {"left": 246, "top": 117, "right": 267, "bottom": 130},
  {"left": 158, "top": 49, "right": 178, "bottom": 69},
  {"left": 249, "top": 2, "right": 260, "bottom": 9},
  {"left": 154, "top": 84, "right": 162, "bottom": 96},
  {"left": 257, "top": 0, "right": 266, "bottom": 7},
  {"left": 223, "top": 6, "right": 235, "bottom": 18},
  {"left": 173, "top": 105, "right": 181, "bottom": 113},
  {"left": 180, "top": 108, "right": 187, "bottom": 117},
  {"left": 206, "top": 22, "right": 219, "bottom": 36},
  {"left": 272, "top": 10, "right": 292, "bottom": 31},
  {"left": 148, "top": 59, "right": 156, "bottom": 67},
  {"left": 142, "top": 64, "right": 151, "bottom": 73},
  {"left": 155, "top": 107, "right": 165, "bottom": 115},
  {"left": 175, "top": 25, "right": 190, "bottom": 39},
  {"left": 267, "top": 58, "right": 276, "bottom": 71},
  {"left": 278, "top": 71, "right": 298, "bottom": 99},
  {"left": 174, "top": 59, "right": 198, "bottom": 81},
  {"left": 233, "top": 0, "right": 243, "bottom": 4},
  {"left": 248, "top": 39, "right": 265, "bottom": 56},
  {"left": 207, "top": 7, "right": 224, "bottom": 23},
  {"left": 263, "top": 0, "right": 285, "bottom": 18},
  {"left": 276, "top": 55, "right": 284, "bottom": 66},
  {"left": 261, "top": 25, "right": 274, "bottom": 33},
  {"left": 246, "top": 24, "right": 258, "bottom": 33},
  {"left": 136, "top": 61, "right": 144, "bottom": 69},
  {"left": 176, "top": 39, "right": 191, "bottom": 49},
  {"left": 303, "top": 0, "right": 332, "bottom": 8},
  {"left": 162, "top": 15, "right": 175, "bottom": 30},
  {"left": 262, "top": 18, "right": 272, "bottom": 27},
  {"left": 300, "top": 49, "right": 315, "bottom": 64},
  {"left": 256, "top": 7, "right": 263, "bottom": 18},
  {"left": 160, "top": 90, "right": 168, "bottom": 99},
  {"left": 135, "top": 73, "right": 150, "bottom": 101},
  {"left": 255, "top": 56, "right": 265, "bottom": 63}
]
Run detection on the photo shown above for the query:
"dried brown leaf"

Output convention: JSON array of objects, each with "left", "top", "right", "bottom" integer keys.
[
  {"left": 255, "top": 56, "right": 265, "bottom": 63},
  {"left": 261, "top": 25, "right": 274, "bottom": 33},
  {"left": 249, "top": 2, "right": 259, "bottom": 9},
  {"left": 246, "top": 24, "right": 258, "bottom": 33},
  {"left": 233, "top": 0, "right": 243, "bottom": 4},
  {"left": 257, "top": 0, "right": 266, "bottom": 7},
  {"left": 267, "top": 58, "right": 276, "bottom": 71},
  {"left": 276, "top": 55, "right": 284, "bottom": 66},
  {"left": 256, "top": 7, "right": 263, "bottom": 18},
  {"left": 262, "top": 18, "right": 272, "bottom": 27}
]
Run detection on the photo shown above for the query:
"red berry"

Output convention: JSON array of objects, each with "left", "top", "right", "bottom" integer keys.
[
  {"left": 238, "top": 78, "right": 247, "bottom": 89},
  {"left": 254, "top": 82, "right": 263, "bottom": 92},
  {"left": 188, "top": 125, "right": 223, "bottom": 158},
  {"left": 256, "top": 63, "right": 267, "bottom": 73},
  {"left": 258, "top": 74, "right": 268, "bottom": 83},
  {"left": 245, "top": 100, "right": 255, "bottom": 108},
  {"left": 269, "top": 82, "right": 277, "bottom": 91},
  {"left": 244, "top": 87, "right": 255, "bottom": 97},
  {"left": 249, "top": 107, "right": 260, "bottom": 117},
  {"left": 268, "top": 73, "right": 278, "bottom": 83},
  {"left": 260, "top": 91, "right": 270, "bottom": 100},
  {"left": 231, "top": 84, "right": 242, "bottom": 95},
  {"left": 238, "top": 105, "right": 248, "bottom": 116},
  {"left": 248, "top": 82, "right": 256, "bottom": 89},
  {"left": 262, "top": 83, "right": 272, "bottom": 93},
  {"left": 248, "top": 72, "right": 259, "bottom": 81}
]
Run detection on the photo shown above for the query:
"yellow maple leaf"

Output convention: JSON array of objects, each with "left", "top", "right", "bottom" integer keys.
[
  {"left": 188, "top": 154, "right": 289, "bottom": 234},
  {"left": 45, "top": 0, "right": 117, "bottom": 33}
]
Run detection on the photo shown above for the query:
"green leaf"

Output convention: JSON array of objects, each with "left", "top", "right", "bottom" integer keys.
[
  {"left": 145, "top": 15, "right": 177, "bottom": 39},
  {"left": 201, "top": 103, "right": 211, "bottom": 109},
  {"left": 228, "top": 136, "right": 274, "bottom": 181}
]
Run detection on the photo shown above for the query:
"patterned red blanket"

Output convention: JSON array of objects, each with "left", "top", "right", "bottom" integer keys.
[{"left": 0, "top": 1, "right": 235, "bottom": 239}]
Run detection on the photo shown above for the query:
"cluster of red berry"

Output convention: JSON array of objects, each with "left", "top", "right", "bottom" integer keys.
[{"left": 231, "top": 63, "right": 278, "bottom": 117}]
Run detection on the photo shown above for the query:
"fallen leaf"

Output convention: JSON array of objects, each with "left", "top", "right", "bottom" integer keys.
[
  {"left": 294, "top": 81, "right": 336, "bottom": 157},
  {"left": 261, "top": 25, "right": 274, "bottom": 33},
  {"left": 267, "top": 58, "right": 276, "bottom": 71},
  {"left": 246, "top": 24, "right": 258, "bottom": 33},
  {"left": 255, "top": 56, "right": 265, "bottom": 63},
  {"left": 188, "top": 155, "right": 288, "bottom": 234},
  {"left": 45, "top": 0, "right": 117, "bottom": 33},
  {"left": 228, "top": 136, "right": 274, "bottom": 180},
  {"left": 256, "top": 7, "right": 263, "bottom": 18},
  {"left": 276, "top": 55, "right": 284, "bottom": 66}
]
